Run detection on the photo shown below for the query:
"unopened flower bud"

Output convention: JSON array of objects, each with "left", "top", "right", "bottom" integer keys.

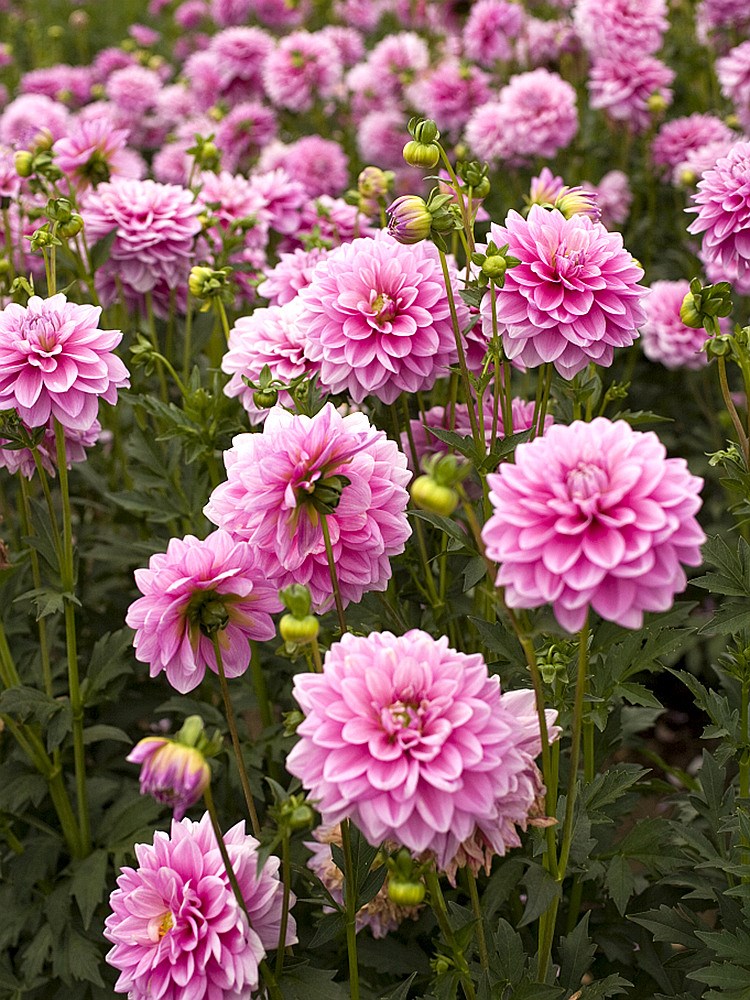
[
  {"left": 358, "top": 166, "right": 392, "bottom": 201},
  {"left": 705, "top": 334, "right": 733, "bottom": 358},
  {"left": 410, "top": 475, "right": 459, "bottom": 516},
  {"left": 647, "top": 92, "right": 668, "bottom": 115},
  {"left": 280, "top": 612, "right": 319, "bottom": 645},
  {"left": 554, "top": 186, "right": 600, "bottom": 221},
  {"left": 387, "top": 194, "right": 432, "bottom": 244},
  {"left": 14, "top": 151, "right": 33, "bottom": 177},
  {"left": 388, "top": 878, "right": 426, "bottom": 906},
  {"left": 253, "top": 387, "right": 279, "bottom": 409},
  {"left": 408, "top": 117, "right": 440, "bottom": 145},
  {"left": 403, "top": 139, "right": 440, "bottom": 169},
  {"left": 280, "top": 583, "right": 313, "bottom": 619},
  {"left": 127, "top": 736, "right": 211, "bottom": 819},
  {"left": 58, "top": 214, "right": 84, "bottom": 239},
  {"left": 481, "top": 255, "right": 507, "bottom": 281}
]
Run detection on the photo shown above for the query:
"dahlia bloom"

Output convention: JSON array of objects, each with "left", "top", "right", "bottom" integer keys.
[
  {"left": 0, "top": 417, "right": 101, "bottom": 479},
  {"left": 583, "top": 170, "right": 633, "bottom": 229},
  {"left": 260, "top": 135, "right": 349, "bottom": 198},
  {"left": 696, "top": 0, "right": 750, "bottom": 42},
  {"left": 717, "top": 41, "right": 750, "bottom": 131},
  {"left": 0, "top": 93, "right": 70, "bottom": 148},
  {"left": 127, "top": 737, "right": 211, "bottom": 820},
  {"left": 651, "top": 114, "right": 736, "bottom": 172},
  {"left": 482, "top": 419, "right": 705, "bottom": 632},
  {"left": 204, "top": 404, "right": 411, "bottom": 610},
  {"left": 298, "top": 233, "right": 463, "bottom": 404},
  {"left": 640, "top": 280, "right": 714, "bottom": 370},
  {"left": 464, "top": 69, "right": 578, "bottom": 164},
  {"left": 286, "top": 629, "right": 557, "bottom": 868},
  {"left": 82, "top": 177, "right": 202, "bottom": 317},
  {"left": 262, "top": 32, "right": 343, "bottom": 113},
  {"left": 105, "top": 65, "right": 162, "bottom": 117},
  {"left": 588, "top": 56, "right": 674, "bottom": 133},
  {"left": 222, "top": 298, "right": 322, "bottom": 422},
  {"left": 516, "top": 16, "right": 580, "bottom": 68},
  {"left": 105, "top": 813, "right": 296, "bottom": 1000},
  {"left": 215, "top": 102, "right": 278, "bottom": 172},
  {"left": 0, "top": 295, "right": 129, "bottom": 432},
  {"left": 306, "top": 824, "right": 423, "bottom": 938},
  {"left": 573, "top": 0, "right": 668, "bottom": 59},
  {"left": 210, "top": 27, "right": 274, "bottom": 104},
  {"left": 687, "top": 141, "right": 750, "bottom": 283},
  {"left": 674, "top": 140, "right": 736, "bottom": 188},
  {"left": 406, "top": 61, "right": 491, "bottom": 137},
  {"left": 356, "top": 110, "right": 410, "bottom": 171},
  {"left": 479, "top": 207, "right": 647, "bottom": 379},
  {"left": 257, "top": 246, "right": 329, "bottom": 305},
  {"left": 462, "top": 0, "right": 525, "bottom": 66},
  {"left": 125, "top": 530, "right": 281, "bottom": 694},
  {"left": 210, "top": 0, "right": 252, "bottom": 25},
  {"left": 367, "top": 32, "right": 430, "bottom": 97},
  {"left": 288, "top": 196, "right": 377, "bottom": 253},
  {"left": 52, "top": 118, "right": 135, "bottom": 191}
]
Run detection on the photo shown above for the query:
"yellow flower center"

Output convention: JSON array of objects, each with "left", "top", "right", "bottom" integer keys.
[{"left": 158, "top": 911, "right": 174, "bottom": 938}]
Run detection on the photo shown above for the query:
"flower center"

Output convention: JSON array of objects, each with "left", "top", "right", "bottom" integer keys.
[
  {"left": 158, "top": 911, "right": 173, "bottom": 938},
  {"left": 380, "top": 695, "right": 426, "bottom": 748},
  {"left": 370, "top": 291, "right": 398, "bottom": 326},
  {"left": 185, "top": 589, "right": 230, "bottom": 635},
  {"left": 566, "top": 461, "right": 608, "bottom": 501}
]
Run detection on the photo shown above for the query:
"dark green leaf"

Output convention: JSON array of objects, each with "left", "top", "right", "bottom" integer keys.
[
  {"left": 559, "top": 913, "right": 596, "bottom": 990},
  {"left": 519, "top": 863, "right": 561, "bottom": 927},
  {"left": 605, "top": 856, "right": 635, "bottom": 916},
  {"left": 69, "top": 849, "right": 108, "bottom": 929},
  {"left": 491, "top": 918, "right": 525, "bottom": 985}
]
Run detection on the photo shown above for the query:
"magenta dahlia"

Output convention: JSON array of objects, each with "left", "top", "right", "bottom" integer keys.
[
  {"left": 462, "top": 0, "right": 525, "bottom": 67},
  {"left": 82, "top": 177, "right": 202, "bottom": 317},
  {"left": 0, "top": 294, "right": 129, "bottom": 431},
  {"left": 482, "top": 418, "right": 705, "bottom": 632},
  {"left": 687, "top": 140, "right": 750, "bottom": 283},
  {"left": 651, "top": 114, "right": 736, "bottom": 172},
  {"left": 298, "top": 233, "right": 462, "bottom": 404},
  {"left": 125, "top": 529, "right": 281, "bottom": 694},
  {"left": 573, "top": 0, "right": 668, "bottom": 59},
  {"left": 204, "top": 404, "right": 411, "bottom": 611},
  {"left": 105, "top": 813, "right": 296, "bottom": 1000},
  {"left": 479, "top": 207, "right": 646, "bottom": 379},
  {"left": 286, "top": 629, "right": 556, "bottom": 869},
  {"left": 588, "top": 55, "right": 674, "bottom": 133},
  {"left": 262, "top": 31, "right": 342, "bottom": 113}
]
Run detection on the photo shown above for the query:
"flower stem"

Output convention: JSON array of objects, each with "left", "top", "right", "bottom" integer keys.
[
  {"left": 275, "top": 829, "right": 292, "bottom": 978},
  {"left": 210, "top": 632, "right": 262, "bottom": 837},
  {"left": 425, "top": 866, "right": 476, "bottom": 1000},
  {"left": 320, "top": 514, "right": 347, "bottom": 634},
  {"left": 718, "top": 356, "right": 750, "bottom": 464},
  {"left": 466, "top": 869, "right": 489, "bottom": 972},
  {"left": 53, "top": 419, "right": 91, "bottom": 856},
  {"left": 340, "top": 819, "right": 361, "bottom": 1000},
  {"left": 18, "top": 476, "right": 54, "bottom": 699}
]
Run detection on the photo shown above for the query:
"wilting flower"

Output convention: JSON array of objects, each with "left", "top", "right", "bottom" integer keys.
[
  {"left": 82, "top": 177, "right": 202, "bottom": 317},
  {"left": 640, "top": 279, "right": 717, "bottom": 369},
  {"left": 479, "top": 207, "right": 646, "bottom": 378},
  {"left": 287, "top": 629, "right": 557, "bottom": 869},
  {"left": 125, "top": 529, "right": 281, "bottom": 694},
  {"left": 482, "top": 418, "right": 705, "bottom": 632},
  {"left": 298, "top": 233, "right": 462, "bottom": 404},
  {"left": 204, "top": 404, "right": 411, "bottom": 610},
  {"left": 0, "top": 294, "right": 129, "bottom": 431},
  {"left": 105, "top": 813, "right": 296, "bottom": 1000},
  {"left": 127, "top": 735, "right": 211, "bottom": 820},
  {"left": 687, "top": 140, "right": 750, "bottom": 283}
]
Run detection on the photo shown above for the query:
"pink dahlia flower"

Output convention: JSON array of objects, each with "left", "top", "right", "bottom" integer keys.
[
  {"left": 127, "top": 737, "right": 211, "bottom": 820},
  {"left": 125, "top": 530, "right": 281, "bottom": 694},
  {"left": 286, "top": 196, "right": 377, "bottom": 253},
  {"left": 222, "top": 298, "right": 322, "bottom": 422},
  {"left": 583, "top": 170, "right": 633, "bottom": 228},
  {"left": 479, "top": 207, "right": 647, "bottom": 379},
  {"left": 0, "top": 93, "right": 70, "bottom": 148},
  {"left": 573, "top": 0, "right": 668, "bottom": 59},
  {"left": 482, "top": 418, "right": 705, "bottom": 632},
  {"left": 406, "top": 61, "right": 491, "bottom": 137},
  {"left": 105, "top": 813, "right": 296, "bottom": 1000},
  {"left": 717, "top": 41, "right": 750, "bottom": 131},
  {"left": 0, "top": 417, "right": 101, "bottom": 479},
  {"left": 516, "top": 16, "right": 580, "bottom": 68},
  {"left": 210, "top": 0, "right": 252, "bottom": 25},
  {"left": 298, "top": 233, "right": 463, "bottom": 404},
  {"left": 262, "top": 31, "right": 343, "bottom": 113},
  {"left": 82, "top": 177, "right": 202, "bottom": 318},
  {"left": 588, "top": 56, "right": 674, "bottom": 133},
  {"left": 287, "top": 629, "right": 557, "bottom": 868},
  {"left": 464, "top": 69, "right": 578, "bottom": 164},
  {"left": 210, "top": 27, "right": 274, "bottom": 105},
  {"left": 53, "top": 118, "right": 135, "bottom": 192},
  {"left": 356, "top": 110, "right": 410, "bottom": 171},
  {"left": 462, "top": 0, "right": 525, "bottom": 66},
  {"left": 0, "top": 295, "right": 128, "bottom": 431},
  {"left": 696, "top": 0, "right": 750, "bottom": 42},
  {"left": 262, "top": 135, "right": 349, "bottom": 198},
  {"left": 215, "top": 102, "right": 278, "bottom": 172},
  {"left": 640, "top": 280, "right": 715, "bottom": 370},
  {"left": 257, "top": 246, "right": 329, "bottom": 305},
  {"left": 687, "top": 141, "right": 750, "bottom": 283},
  {"left": 204, "top": 404, "right": 412, "bottom": 610},
  {"left": 674, "top": 140, "right": 736, "bottom": 187},
  {"left": 651, "top": 114, "right": 736, "bottom": 172}
]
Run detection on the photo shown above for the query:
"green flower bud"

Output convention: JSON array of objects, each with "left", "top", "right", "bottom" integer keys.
[
  {"left": 408, "top": 117, "right": 440, "bottom": 145},
  {"left": 481, "top": 255, "right": 507, "bottom": 281},
  {"left": 705, "top": 334, "right": 733, "bottom": 358},
  {"left": 680, "top": 290, "right": 703, "bottom": 329},
  {"left": 58, "top": 214, "right": 83, "bottom": 239},
  {"left": 253, "top": 387, "right": 279, "bottom": 409},
  {"left": 410, "top": 475, "right": 459, "bottom": 516},
  {"left": 279, "top": 613, "right": 319, "bottom": 645},
  {"left": 402, "top": 139, "right": 440, "bottom": 169},
  {"left": 280, "top": 583, "right": 313, "bottom": 618},
  {"left": 14, "top": 151, "right": 33, "bottom": 178},
  {"left": 387, "top": 878, "right": 426, "bottom": 906},
  {"left": 288, "top": 804, "right": 315, "bottom": 831}
]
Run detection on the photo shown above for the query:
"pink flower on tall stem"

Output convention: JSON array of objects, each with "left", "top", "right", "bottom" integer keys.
[
  {"left": 0, "top": 294, "right": 129, "bottom": 431},
  {"left": 204, "top": 404, "right": 411, "bottom": 610},
  {"left": 479, "top": 207, "right": 646, "bottom": 378},
  {"left": 482, "top": 418, "right": 705, "bottom": 632},
  {"left": 286, "top": 629, "right": 557, "bottom": 869},
  {"left": 105, "top": 813, "right": 296, "bottom": 1000},
  {"left": 125, "top": 530, "right": 281, "bottom": 694},
  {"left": 687, "top": 140, "right": 750, "bottom": 282}
]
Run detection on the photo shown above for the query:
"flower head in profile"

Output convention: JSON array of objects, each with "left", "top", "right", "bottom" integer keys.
[
  {"left": 298, "top": 233, "right": 462, "bottom": 404},
  {"left": 0, "top": 294, "right": 129, "bottom": 431},
  {"left": 105, "top": 813, "right": 296, "bottom": 1000},
  {"left": 204, "top": 404, "right": 411, "bottom": 610},
  {"left": 287, "top": 629, "right": 557, "bottom": 869},
  {"left": 127, "top": 718, "right": 214, "bottom": 820},
  {"left": 125, "top": 530, "right": 281, "bottom": 694},
  {"left": 687, "top": 140, "right": 750, "bottom": 283},
  {"left": 482, "top": 419, "right": 705, "bottom": 632}
]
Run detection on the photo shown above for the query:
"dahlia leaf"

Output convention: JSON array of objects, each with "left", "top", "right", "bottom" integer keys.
[
  {"left": 578, "top": 974, "right": 632, "bottom": 998},
  {"left": 376, "top": 970, "right": 418, "bottom": 1000},
  {"left": 604, "top": 856, "right": 636, "bottom": 916},
  {"left": 518, "top": 862, "right": 561, "bottom": 927},
  {"left": 491, "top": 918, "right": 525, "bottom": 986},
  {"left": 69, "top": 848, "right": 108, "bottom": 929},
  {"left": 629, "top": 905, "right": 703, "bottom": 949},
  {"left": 558, "top": 912, "right": 596, "bottom": 989}
]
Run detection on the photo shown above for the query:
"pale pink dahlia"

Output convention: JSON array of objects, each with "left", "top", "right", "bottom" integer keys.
[
  {"left": 573, "top": 0, "right": 668, "bottom": 59},
  {"left": 0, "top": 295, "right": 128, "bottom": 431},
  {"left": 479, "top": 207, "right": 647, "bottom": 379},
  {"left": 717, "top": 42, "right": 750, "bottom": 132},
  {"left": 651, "top": 114, "right": 736, "bottom": 172},
  {"left": 105, "top": 813, "right": 296, "bottom": 1000},
  {"left": 482, "top": 418, "right": 705, "bottom": 632},
  {"left": 257, "top": 246, "right": 329, "bottom": 305},
  {"left": 82, "top": 177, "right": 202, "bottom": 317},
  {"left": 588, "top": 56, "right": 674, "bottom": 133},
  {"left": 0, "top": 417, "right": 101, "bottom": 479},
  {"left": 204, "top": 404, "right": 411, "bottom": 610},
  {"left": 687, "top": 141, "right": 750, "bottom": 283},
  {"left": 464, "top": 69, "right": 578, "bottom": 164},
  {"left": 299, "top": 233, "right": 462, "bottom": 404},
  {"left": 640, "top": 280, "right": 714, "bottom": 370},
  {"left": 222, "top": 298, "right": 322, "bottom": 423},
  {"left": 125, "top": 530, "right": 281, "bottom": 694},
  {"left": 286, "top": 629, "right": 556, "bottom": 868},
  {"left": 262, "top": 31, "right": 343, "bottom": 113},
  {"left": 52, "top": 117, "right": 135, "bottom": 191}
]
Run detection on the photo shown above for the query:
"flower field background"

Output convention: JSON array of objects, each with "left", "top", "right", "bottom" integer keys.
[{"left": 1, "top": 0, "right": 750, "bottom": 998}]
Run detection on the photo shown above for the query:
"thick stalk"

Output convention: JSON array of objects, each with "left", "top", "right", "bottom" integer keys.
[
  {"left": 275, "top": 830, "right": 293, "bottom": 977},
  {"left": 466, "top": 869, "right": 489, "bottom": 972},
  {"left": 54, "top": 419, "right": 91, "bottom": 855},
  {"left": 718, "top": 356, "right": 749, "bottom": 464},
  {"left": 424, "top": 867, "right": 476, "bottom": 1000},
  {"left": 249, "top": 640, "right": 274, "bottom": 731},
  {"left": 340, "top": 819, "right": 361, "bottom": 1000},
  {"left": 320, "top": 514, "right": 347, "bottom": 634},
  {"left": 210, "top": 632, "right": 262, "bottom": 837},
  {"left": 740, "top": 680, "right": 750, "bottom": 874}
]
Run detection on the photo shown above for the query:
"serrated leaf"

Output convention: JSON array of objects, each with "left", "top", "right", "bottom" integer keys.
[
  {"left": 66, "top": 929, "right": 106, "bottom": 987},
  {"left": 307, "top": 911, "right": 345, "bottom": 949},
  {"left": 409, "top": 508, "right": 472, "bottom": 549},
  {"left": 89, "top": 228, "right": 117, "bottom": 270},
  {"left": 605, "top": 856, "right": 636, "bottom": 916},
  {"left": 579, "top": 974, "right": 633, "bottom": 999},
  {"left": 695, "top": 926, "right": 750, "bottom": 961},
  {"left": 69, "top": 849, "right": 108, "bottom": 929},
  {"left": 509, "top": 981, "right": 565, "bottom": 1000},
  {"left": 492, "top": 918, "right": 525, "bottom": 985},
  {"left": 481, "top": 857, "right": 525, "bottom": 919},
  {"left": 692, "top": 535, "right": 750, "bottom": 597},
  {"left": 82, "top": 724, "right": 132, "bottom": 746},
  {"left": 519, "top": 863, "right": 561, "bottom": 927},
  {"left": 559, "top": 913, "right": 596, "bottom": 990},
  {"left": 629, "top": 905, "right": 701, "bottom": 949},
  {"left": 378, "top": 972, "right": 418, "bottom": 1000},
  {"left": 278, "top": 962, "right": 349, "bottom": 1000},
  {"left": 688, "top": 964, "right": 750, "bottom": 991}
]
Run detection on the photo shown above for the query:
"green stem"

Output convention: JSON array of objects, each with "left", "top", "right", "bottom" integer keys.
[
  {"left": 533, "top": 364, "right": 553, "bottom": 439},
  {"left": 310, "top": 636, "right": 324, "bottom": 673},
  {"left": 718, "top": 356, "right": 750, "bottom": 464},
  {"left": 340, "top": 819, "right": 361, "bottom": 1000},
  {"left": 145, "top": 292, "right": 169, "bottom": 403},
  {"left": 276, "top": 830, "right": 293, "bottom": 977},
  {"left": 54, "top": 419, "right": 91, "bottom": 856},
  {"left": 18, "top": 477, "right": 53, "bottom": 698},
  {"left": 183, "top": 295, "right": 194, "bottom": 382},
  {"left": 558, "top": 616, "right": 590, "bottom": 877},
  {"left": 740, "top": 680, "right": 750, "bottom": 874},
  {"left": 249, "top": 640, "right": 274, "bottom": 730},
  {"left": 320, "top": 514, "right": 347, "bottom": 634},
  {"left": 466, "top": 869, "right": 489, "bottom": 972},
  {"left": 210, "top": 632, "right": 262, "bottom": 837},
  {"left": 424, "top": 867, "right": 476, "bottom": 1000}
]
